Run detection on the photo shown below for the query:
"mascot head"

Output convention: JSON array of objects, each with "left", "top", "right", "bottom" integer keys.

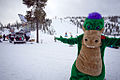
[
  {"left": 83, "top": 12, "right": 104, "bottom": 31},
  {"left": 82, "top": 12, "right": 104, "bottom": 48}
]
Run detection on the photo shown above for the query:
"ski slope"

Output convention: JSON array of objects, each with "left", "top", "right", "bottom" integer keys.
[{"left": 0, "top": 18, "right": 120, "bottom": 80}]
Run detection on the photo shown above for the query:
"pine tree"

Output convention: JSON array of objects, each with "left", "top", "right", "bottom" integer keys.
[
  {"left": 23, "top": 0, "right": 48, "bottom": 43},
  {"left": 0, "top": 22, "right": 3, "bottom": 31}
]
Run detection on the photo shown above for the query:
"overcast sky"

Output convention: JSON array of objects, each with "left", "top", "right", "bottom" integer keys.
[{"left": 0, "top": 0, "right": 120, "bottom": 25}]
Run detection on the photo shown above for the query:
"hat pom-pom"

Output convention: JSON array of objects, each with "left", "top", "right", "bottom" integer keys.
[{"left": 88, "top": 12, "right": 102, "bottom": 19}]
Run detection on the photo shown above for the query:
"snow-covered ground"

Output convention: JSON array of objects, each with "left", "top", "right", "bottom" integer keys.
[{"left": 0, "top": 18, "right": 120, "bottom": 80}]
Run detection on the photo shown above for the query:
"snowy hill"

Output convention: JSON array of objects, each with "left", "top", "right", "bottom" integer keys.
[
  {"left": 51, "top": 17, "right": 83, "bottom": 37},
  {"left": 0, "top": 18, "right": 120, "bottom": 80}
]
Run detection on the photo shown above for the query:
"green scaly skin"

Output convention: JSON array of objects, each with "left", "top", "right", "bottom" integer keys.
[
  {"left": 55, "top": 34, "right": 120, "bottom": 80},
  {"left": 83, "top": 18, "right": 104, "bottom": 30}
]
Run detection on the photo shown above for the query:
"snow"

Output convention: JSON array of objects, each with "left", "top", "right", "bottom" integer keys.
[
  {"left": 52, "top": 18, "right": 83, "bottom": 37},
  {"left": 2, "top": 28, "right": 10, "bottom": 35},
  {"left": 104, "top": 48, "right": 120, "bottom": 80},
  {"left": 0, "top": 18, "right": 120, "bottom": 80},
  {"left": 0, "top": 40, "right": 76, "bottom": 80}
]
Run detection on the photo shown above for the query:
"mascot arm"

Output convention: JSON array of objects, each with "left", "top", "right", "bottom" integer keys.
[
  {"left": 105, "top": 36, "right": 120, "bottom": 47},
  {"left": 55, "top": 36, "right": 78, "bottom": 45}
]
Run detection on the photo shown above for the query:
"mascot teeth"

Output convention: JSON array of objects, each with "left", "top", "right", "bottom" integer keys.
[{"left": 86, "top": 45, "right": 95, "bottom": 48}]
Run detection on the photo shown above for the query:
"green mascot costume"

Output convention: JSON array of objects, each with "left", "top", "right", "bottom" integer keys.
[{"left": 55, "top": 12, "right": 120, "bottom": 80}]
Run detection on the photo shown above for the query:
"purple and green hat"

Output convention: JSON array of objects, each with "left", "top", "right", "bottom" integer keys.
[{"left": 83, "top": 12, "right": 104, "bottom": 30}]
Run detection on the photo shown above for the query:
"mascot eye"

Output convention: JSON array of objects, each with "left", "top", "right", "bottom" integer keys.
[
  {"left": 87, "top": 26, "right": 91, "bottom": 30},
  {"left": 96, "top": 26, "right": 100, "bottom": 30}
]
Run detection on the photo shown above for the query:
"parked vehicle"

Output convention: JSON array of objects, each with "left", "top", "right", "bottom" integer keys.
[
  {"left": 8, "top": 33, "right": 15, "bottom": 43},
  {"left": 0, "top": 35, "right": 2, "bottom": 42},
  {"left": 25, "top": 31, "right": 31, "bottom": 41},
  {"left": 0, "top": 31, "right": 2, "bottom": 42},
  {"left": 14, "top": 32, "right": 26, "bottom": 44}
]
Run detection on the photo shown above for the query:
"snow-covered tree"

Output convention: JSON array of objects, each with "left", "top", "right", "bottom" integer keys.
[{"left": 23, "top": 0, "right": 48, "bottom": 43}]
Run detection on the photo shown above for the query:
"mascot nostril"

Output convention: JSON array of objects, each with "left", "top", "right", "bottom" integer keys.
[
  {"left": 55, "top": 12, "right": 120, "bottom": 80},
  {"left": 95, "top": 40, "right": 99, "bottom": 43},
  {"left": 85, "top": 39, "right": 88, "bottom": 41}
]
